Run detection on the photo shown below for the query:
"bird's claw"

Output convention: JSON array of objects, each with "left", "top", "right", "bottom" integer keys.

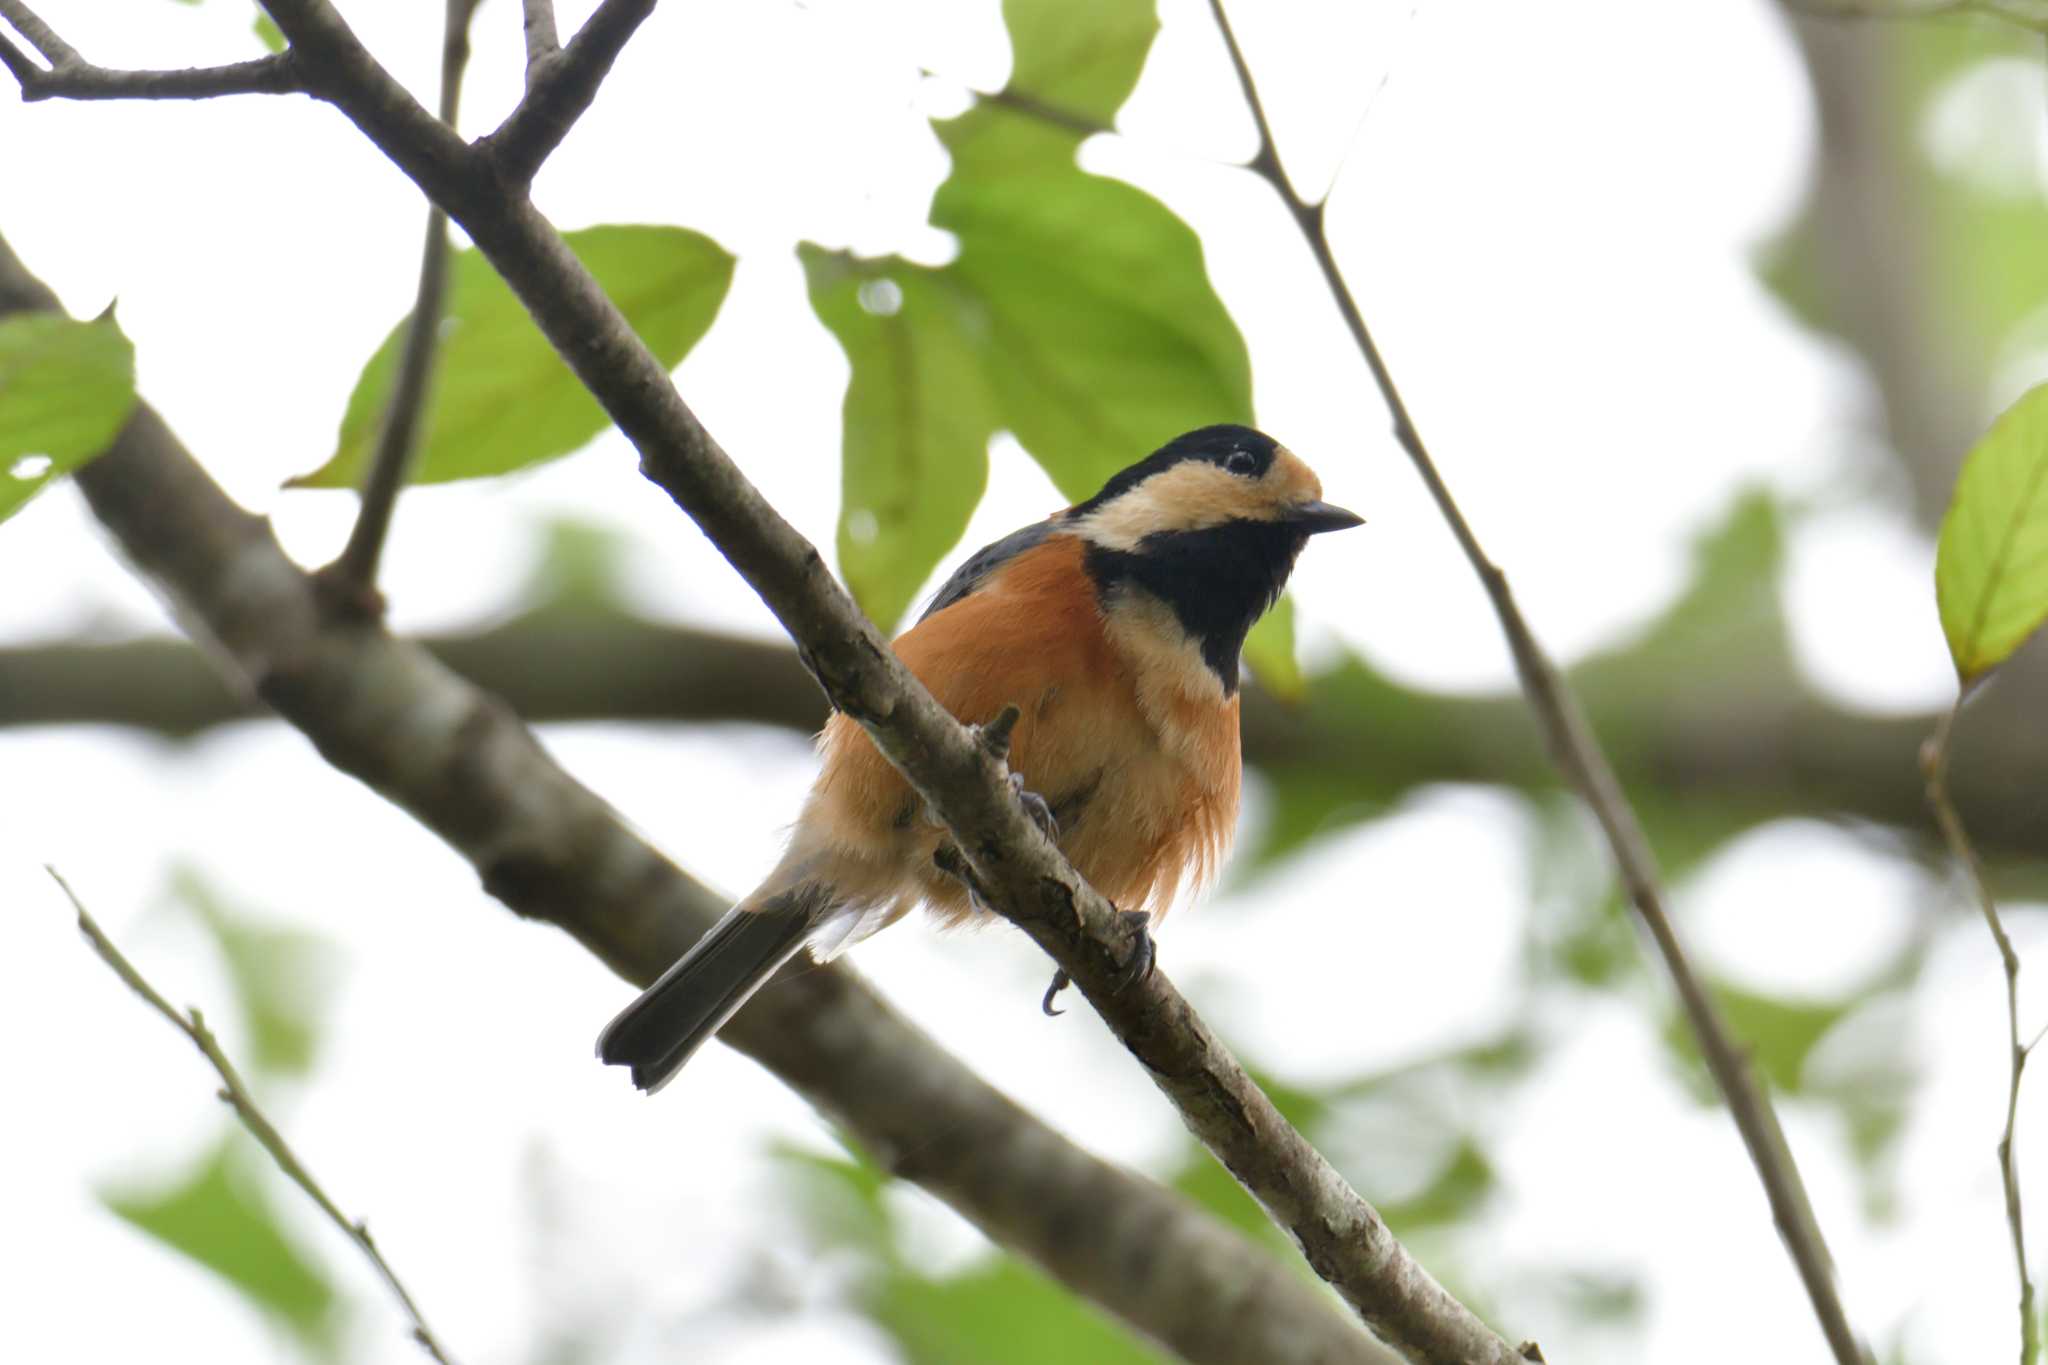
[
  {"left": 1040, "top": 910, "right": 1152, "bottom": 1017},
  {"left": 1041, "top": 968, "right": 1071, "bottom": 1016},
  {"left": 1112, "top": 909, "right": 1155, "bottom": 993},
  {"left": 1009, "top": 771, "right": 1058, "bottom": 841}
]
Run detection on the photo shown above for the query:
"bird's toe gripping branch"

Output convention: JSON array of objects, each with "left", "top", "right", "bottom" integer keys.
[{"left": 1042, "top": 910, "right": 1154, "bottom": 1017}]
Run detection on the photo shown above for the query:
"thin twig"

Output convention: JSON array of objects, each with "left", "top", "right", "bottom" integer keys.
[
  {"left": 520, "top": 0, "right": 559, "bottom": 86},
  {"left": 44, "top": 867, "right": 459, "bottom": 1365},
  {"left": 322, "top": 0, "right": 480, "bottom": 605},
  {"left": 483, "top": 0, "right": 658, "bottom": 185},
  {"left": 1923, "top": 702, "right": 2038, "bottom": 1365},
  {"left": 1203, "top": 2, "right": 1871, "bottom": 1362},
  {"left": 0, "top": 0, "right": 300, "bottom": 100}
]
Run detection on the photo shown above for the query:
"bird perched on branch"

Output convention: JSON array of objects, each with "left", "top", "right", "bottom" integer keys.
[{"left": 598, "top": 424, "right": 1361, "bottom": 1092}]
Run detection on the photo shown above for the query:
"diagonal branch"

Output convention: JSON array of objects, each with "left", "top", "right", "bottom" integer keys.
[
  {"left": 243, "top": 4, "right": 1530, "bottom": 1356},
  {"left": 1202, "top": 3, "right": 1870, "bottom": 1363},
  {"left": 0, "top": 0, "right": 300, "bottom": 101},
  {"left": 321, "top": 0, "right": 481, "bottom": 606},
  {"left": 0, "top": 229, "right": 1390, "bottom": 1365},
  {"left": 482, "top": 0, "right": 657, "bottom": 186},
  {"left": 47, "top": 868, "right": 459, "bottom": 1365}
]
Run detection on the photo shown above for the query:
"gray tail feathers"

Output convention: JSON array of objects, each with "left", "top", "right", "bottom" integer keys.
[{"left": 596, "top": 887, "right": 825, "bottom": 1093}]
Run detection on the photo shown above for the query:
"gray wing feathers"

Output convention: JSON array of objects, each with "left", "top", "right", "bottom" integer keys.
[{"left": 919, "top": 520, "right": 1058, "bottom": 621}]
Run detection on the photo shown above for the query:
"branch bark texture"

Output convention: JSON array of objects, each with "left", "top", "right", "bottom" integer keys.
[{"left": 0, "top": 233, "right": 1393, "bottom": 1365}]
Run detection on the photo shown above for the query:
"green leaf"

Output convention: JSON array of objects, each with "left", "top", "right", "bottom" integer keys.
[
  {"left": 1001, "top": 0, "right": 1159, "bottom": 125},
  {"left": 253, "top": 12, "right": 285, "bottom": 52},
  {"left": 874, "top": 1252, "right": 1170, "bottom": 1365},
  {"left": 1243, "top": 597, "right": 1301, "bottom": 700},
  {"left": 172, "top": 867, "right": 335, "bottom": 1080},
  {"left": 800, "top": 247, "right": 999, "bottom": 630},
  {"left": 1663, "top": 983, "right": 1850, "bottom": 1096},
  {"left": 933, "top": 106, "right": 1254, "bottom": 500},
  {"left": 1936, "top": 380, "right": 2048, "bottom": 680},
  {"left": 104, "top": 1136, "right": 335, "bottom": 1345},
  {"left": 0, "top": 314, "right": 137, "bottom": 524},
  {"left": 294, "top": 224, "right": 734, "bottom": 488}
]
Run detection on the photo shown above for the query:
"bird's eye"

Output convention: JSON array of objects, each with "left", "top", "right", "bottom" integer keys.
[{"left": 1223, "top": 449, "right": 1258, "bottom": 476}]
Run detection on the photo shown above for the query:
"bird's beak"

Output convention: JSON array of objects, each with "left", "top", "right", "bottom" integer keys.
[{"left": 1285, "top": 500, "right": 1365, "bottom": 534}]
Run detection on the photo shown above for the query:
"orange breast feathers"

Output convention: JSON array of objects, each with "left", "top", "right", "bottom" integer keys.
[{"left": 796, "top": 531, "right": 1242, "bottom": 929}]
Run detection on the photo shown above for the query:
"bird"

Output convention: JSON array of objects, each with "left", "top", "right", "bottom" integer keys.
[{"left": 597, "top": 424, "right": 1362, "bottom": 1092}]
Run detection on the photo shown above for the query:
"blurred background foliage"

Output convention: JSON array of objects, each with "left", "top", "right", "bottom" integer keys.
[{"left": 15, "top": 0, "right": 2048, "bottom": 1360}]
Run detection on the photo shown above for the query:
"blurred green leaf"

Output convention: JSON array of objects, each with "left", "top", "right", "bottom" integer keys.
[
  {"left": 1001, "top": 0, "right": 1158, "bottom": 124},
  {"left": 0, "top": 313, "right": 136, "bottom": 525},
  {"left": 104, "top": 1136, "right": 336, "bottom": 1347},
  {"left": 294, "top": 224, "right": 734, "bottom": 489},
  {"left": 1935, "top": 380, "right": 2048, "bottom": 680},
  {"left": 1761, "top": 19, "right": 2048, "bottom": 388},
  {"left": 778, "top": 1142, "right": 1169, "bottom": 1364},
  {"left": 800, "top": 249, "right": 1000, "bottom": 630},
  {"left": 1244, "top": 597, "right": 1302, "bottom": 701},
  {"left": 171, "top": 867, "right": 335, "bottom": 1080},
  {"left": 1664, "top": 983, "right": 1850, "bottom": 1096},
  {"left": 875, "top": 1254, "right": 1170, "bottom": 1365},
  {"left": 1378, "top": 1139, "right": 1494, "bottom": 1231},
  {"left": 254, "top": 12, "right": 285, "bottom": 52}
]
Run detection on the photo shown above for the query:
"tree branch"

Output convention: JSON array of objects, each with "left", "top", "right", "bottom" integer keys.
[
  {"left": 0, "top": 233, "right": 1390, "bottom": 1365},
  {"left": 519, "top": 0, "right": 559, "bottom": 86},
  {"left": 46, "top": 868, "right": 459, "bottom": 1365},
  {"left": 234, "top": 5, "right": 1533, "bottom": 1354},
  {"left": 0, "top": 0, "right": 301, "bottom": 100},
  {"left": 481, "top": 0, "right": 658, "bottom": 186},
  {"left": 1203, "top": 2, "right": 1870, "bottom": 1362},
  {"left": 321, "top": 0, "right": 480, "bottom": 605},
  {"left": 12, "top": 610, "right": 2048, "bottom": 873},
  {"left": 1923, "top": 701, "right": 2038, "bottom": 1365}
]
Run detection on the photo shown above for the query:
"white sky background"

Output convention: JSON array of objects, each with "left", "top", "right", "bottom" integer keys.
[{"left": 0, "top": 0, "right": 2036, "bottom": 1362}]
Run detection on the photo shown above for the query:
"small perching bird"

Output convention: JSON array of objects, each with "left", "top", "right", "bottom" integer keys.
[{"left": 598, "top": 425, "right": 1361, "bottom": 1092}]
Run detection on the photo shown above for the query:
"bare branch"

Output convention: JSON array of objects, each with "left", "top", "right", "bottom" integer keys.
[
  {"left": 321, "top": 0, "right": 482, "bottom": 606},
  {"left": 46, "top": 868, "right": 459, "bottom": 1365},
  {"left": 1923, "top": 702, "right": 2038, "bottom": 1365},
  {"left": 520, "top": 0, "right": 560, "bottom": 86},
  {"left": 0, "top": 0, "right": 75, "bottom": 64},
  {"left": 0, "top": 1, "right": 301, "bottom": 101},
  {"left": 0, "top": 231, "right": 1391, "bottom": 1365},
  {"left": 1204, "top": 2, "right": 1871, "bottom": 1362},
  {"left": 483, "top": 0, "right": 658, "bottom": 185}
]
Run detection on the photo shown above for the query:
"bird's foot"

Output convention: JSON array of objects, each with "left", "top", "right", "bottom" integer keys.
[
  {"left": 1111, "top": 909, "right": 1155, "bottom": 993},
  {"left": 1009, "top": 771, "right": 1058, "bottom": 841},
  {"left": 1039, "top": 909, "right": 1154, "bottom": 1017}
]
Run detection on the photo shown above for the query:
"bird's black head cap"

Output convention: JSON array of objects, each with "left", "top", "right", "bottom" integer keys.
[{"left": 1070, "top": 425, "right": 1279, "bottom": 517}]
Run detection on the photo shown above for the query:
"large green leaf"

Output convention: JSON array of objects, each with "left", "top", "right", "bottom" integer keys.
[
  {"left": 0, "top": 313, "right": 137, "bottom": 525},
  {"left": 294, "top": 224, "right": 734, "bottom": 488},
  {"left": 1001, "top": 0, "right": 1158, "bottom": 124},
  {"left": 800, "top": 248, "right": 1000, "bottom": 631},
  {"left": 1936, "top": 380, "right": 2048, "bottom": 680},
  {"left": 104, "top": 1136, "right": 336, "bottom": 1347},
  {"left": 933, "top": 106, "right": 1254, "bottom": 502}
]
